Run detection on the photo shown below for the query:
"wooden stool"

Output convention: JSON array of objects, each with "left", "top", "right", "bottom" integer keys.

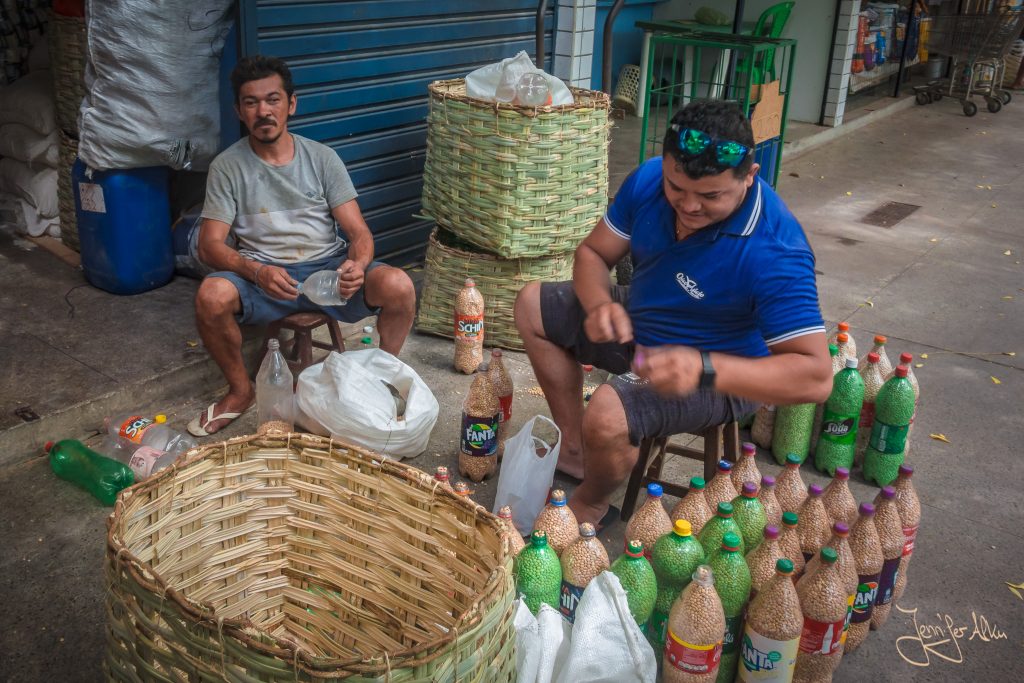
[
  {"left": 621, "top": 421, "right": 740, "bottom": 523},
  {"left": 253, "top": 312, "right": 346, "bottom": 380}
]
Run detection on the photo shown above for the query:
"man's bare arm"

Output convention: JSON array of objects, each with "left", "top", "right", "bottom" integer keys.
[{"left": 573, "top": 219, "right": 633, "bottom": 344}]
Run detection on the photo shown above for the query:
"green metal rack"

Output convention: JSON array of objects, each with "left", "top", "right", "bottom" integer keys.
[{"left": 637, "top": 28, "right": 797, "bottom": 187}]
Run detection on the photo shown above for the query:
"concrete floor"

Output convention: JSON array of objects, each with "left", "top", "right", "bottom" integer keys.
[{"left": 2, "top": 96, "right": 1023, "bottom": 681}]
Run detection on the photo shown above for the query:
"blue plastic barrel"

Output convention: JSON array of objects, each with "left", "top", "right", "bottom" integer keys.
[{"left": 73, "top": 161, "right": 174, "bottom": 294}]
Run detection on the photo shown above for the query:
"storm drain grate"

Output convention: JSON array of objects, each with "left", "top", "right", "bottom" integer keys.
[{"left": 861, "top": 201, "right": 921, "bottom": 228}]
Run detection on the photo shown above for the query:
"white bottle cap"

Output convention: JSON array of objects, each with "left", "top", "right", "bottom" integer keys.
[{"left": 845, "top": 358, "right": 858, "bottom": 369}]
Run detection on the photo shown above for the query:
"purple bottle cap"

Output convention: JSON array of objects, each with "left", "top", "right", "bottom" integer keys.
[
  {"left": 761, "top": 475, "right": 776, "bottom": 487},
  {"left": 718, "top": 460, "right": 733, "bottom": 472},
  {"left": 880, "top": 486, "right": 896, "bottom": 499},
  {"left": 742, "top": 442, "right": 756, "bottom": 456},
  {"left": 808, "top": 484, "right": 824, "bottom": 497},
  {"left": 859, "top": 502, "right": 876, "bottom": 516},
  {"left": 763, "top": 525, "right": 780, "bottom": 540},
  {"left": 834, "top": 521, "right": 850, "bottom": 535},
  {"left": 899, "top": 464, "right": 915, "bottom": 477},
  {"left": 835, "top": 467, "right": 850, "bottom": 480},
  {"left": 742, "top": 482, "right": 758, "bottom": 496}
]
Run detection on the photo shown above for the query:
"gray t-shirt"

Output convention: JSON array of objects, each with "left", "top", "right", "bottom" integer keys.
[{"left": 201, "top": 134, "right": 358, "bottom": 264}]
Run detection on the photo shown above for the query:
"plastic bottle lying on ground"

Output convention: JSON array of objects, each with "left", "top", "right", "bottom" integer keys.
[
  {"left": 105, "top": 413, "right": 197, "bottom": 454},
  {"left": 47, "top": 439, "right": 134, "bottom": 505}
]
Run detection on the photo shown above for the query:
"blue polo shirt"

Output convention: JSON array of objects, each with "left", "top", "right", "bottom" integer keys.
[{"left": 605, "top": 158, "right": 824, "bottom": 357}]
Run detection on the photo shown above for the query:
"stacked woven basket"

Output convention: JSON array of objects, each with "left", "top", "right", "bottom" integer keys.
[
  {"left": 47, "top": 8, "right": 87, "bottom": 251},
  {"left": 416, "top": 79, "right": 611, "bottom": 350}
]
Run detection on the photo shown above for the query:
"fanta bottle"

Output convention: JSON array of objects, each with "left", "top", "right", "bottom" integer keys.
[
  {"left": 738, "top": 559, "right": 802, "bottom": 683},
  {"left": 844, "top": 503, "right": 883, "bottom": 653}
]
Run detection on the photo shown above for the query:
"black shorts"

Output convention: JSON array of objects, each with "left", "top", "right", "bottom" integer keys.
[{"left": 540, "top": 281, "right": 759, "bottom": 446}]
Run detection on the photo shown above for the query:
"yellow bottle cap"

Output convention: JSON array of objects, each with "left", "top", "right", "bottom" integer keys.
[
  {"left": 673, "top": 519, "right": 692, "bottom": 536},
  {"left": 155, "top": 414, "right": 167, "bottom": 424}
]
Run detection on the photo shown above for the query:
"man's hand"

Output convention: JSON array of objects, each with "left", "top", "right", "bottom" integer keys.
[
  {"left": 337, "top": 259, "right": 365, "bottom": 299},
  {"left": 632, "top": 345, "right": 702, "bottom": 395},
  {"left": 583, "top": 301, "right": 634, "bottom": 344},
  {"left": 256, "top": 264, "right": 299, "bottom": 300}
]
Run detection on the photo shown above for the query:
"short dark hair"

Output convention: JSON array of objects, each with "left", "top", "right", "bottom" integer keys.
[
  {"left": 662, "top": 100, "right": 755, "bottom": 179},
  {"left": 231, "top": 55, "right": 295, "bottom": 103}
]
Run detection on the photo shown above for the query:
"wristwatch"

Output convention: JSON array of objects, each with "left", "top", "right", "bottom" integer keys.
[{"left": 699, "top": 350, "right": 716, "bottom": 390}]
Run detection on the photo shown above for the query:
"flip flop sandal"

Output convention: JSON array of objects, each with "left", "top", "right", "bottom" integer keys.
[
  {"left": 187, "top": 402, "right": 248, "bottom": 437},
  {"left": 596, "top": 505, "right": 622, "bottom": 532}
]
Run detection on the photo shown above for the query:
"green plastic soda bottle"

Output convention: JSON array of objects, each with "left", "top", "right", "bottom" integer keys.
[
  {"left": 648, "top": 520, "right": 706, "bottom": 651},
  {"left": 708, "top": 532, "right": 753, "bottom": 683},
  {"left": 610, "top": 539, "right": 658, "bottom": 627},
  {"left": 515, "top": 530, "right": 563, "bottom": 614},
  {"left": 814, "top": 358, "right": 866, "bottom": 476},
  {"left": 699, "top": 502, "right": 746, "bottom": 558},
  {"left": 863, "top": 366, "right": 917, "bottom": 487},
  {"left": 731, "top": 482, "right": 768, "bottom": 552},
  {"left": 47, "top": 439, "right": 134, "bottom": 506},
  {"left": 809, "top": 343, "right": 841, "bottom": 457}
]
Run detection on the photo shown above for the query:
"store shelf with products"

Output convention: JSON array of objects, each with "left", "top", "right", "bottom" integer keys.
[{"left": 849, "top": 55, "right": 921, "bottom": 94}]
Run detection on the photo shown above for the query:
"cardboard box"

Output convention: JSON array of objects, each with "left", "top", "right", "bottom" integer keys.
[{"left": 749, "top": 81, "right": 784, "bottom": 143}]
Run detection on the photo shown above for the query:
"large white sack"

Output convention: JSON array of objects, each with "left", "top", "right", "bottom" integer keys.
[{"left": 78, "top": 1, "right": 234, "bottom": 170}]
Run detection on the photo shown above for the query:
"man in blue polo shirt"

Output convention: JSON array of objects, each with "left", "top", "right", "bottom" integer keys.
[{"left": 514, "top": 100, "right": 832, "bottom": 527}]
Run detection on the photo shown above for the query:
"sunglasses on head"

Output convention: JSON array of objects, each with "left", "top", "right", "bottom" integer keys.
[{"left": 670, "top": 125, "right": 750, "bottom": 168}]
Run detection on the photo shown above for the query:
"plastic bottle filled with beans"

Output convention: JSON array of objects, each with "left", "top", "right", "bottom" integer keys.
[
  {"left": 751, "top": 404, "right": 776, "bottom": 450},
  {"left": 739, "top": 558, "right": 802, "bottom": 683},
  {"left": 829, "top": 322, "right": 857, "bottom": 361},
  {"left": 775, "top": 453, "right": 808, "bottom": 514},
  {"left": 708, "top": 532, "right": 752, "bottom": 683},
  {"left": 809, "top": 343, "right": 842, "bottom": 457},
  {"left": 626, "top": 483, "right": 673, "bottom": 559},
  {"left": 515, "top": 530, "right": 562, "bottom": 614},
  {"left": 532, "top": 489, "right": 580, "bottom": 555},
  {"left": 487, "top": 348, "right": 514, "bottom": 458},
  {"left": 610, "top": 539, "right": 657, "bottom": 627},
  {"left": 821, "top": 467, "right": 859, "bottom": 528},
  {"left": 772, "top": 403, "right": 816, "bottom": 466},
  {"left": 746, "top": 525, "right": 784, "bottom": 598},
  {"left": 779, "top": 511, "right": 806, "bottom": 580},
  {"left": 671, "top": 477, "right": 714, "bottom": 535},
  {"left": 664, "top": 565, "right": 726, "bottom": 683},
  {"left": 796, "top": 485, "right": 832, "bottom": 563},
  {"left": 793, "top": 548, "right": 847, "bottom": 683},
  {"left": 731, "top": 482, "right": 768, "bottom": 553},
  {"left": 498, "top": 505, "right": 525, "bottom": 555},
  {"left": 855, "top": 352, "right": 886, "bottom": 467},
  {"left": 757, "top": 475, "right": 783, "bottom": 528},
  {"left": 731, "top": 442, "right": 762, "bottom": 491},
  {"left": 870, "top": 486, "right": 903, "bottom": 629},
  {"left": 892, "top": 465, "right": 921, "bottom": 601},
  {"left": 649, "top": 520, "right": 707, "bottom": 652},
  {"left": 802, "top": 522, "right": 858, "bottom": 649},
  {"left": 453, "top": 277, "right": 485, "bottom": 374},
  {"left": 558, "top": 522, "right": 609, "bottom": 623},
  {"left": 705, "top": 460, "right": 739, "bottom": 511},
  {"left": 698, "top": 502, "right": 746, "bottom": 558},
  {"left": 845, "top": 503, "right": 883, "bottom": 653}
]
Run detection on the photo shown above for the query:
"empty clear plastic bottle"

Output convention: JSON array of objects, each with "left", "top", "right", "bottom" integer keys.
[
  {"left": 94, "top": 435, "right": 178, "bottom": 480},
  {"left": 105, "top": 413, "right": 197, "bottom": 455},
  {"left": 256, "top": 338, "right": 294, "bottom": 433},
  {"left": 298, "top": 270, "right": 348, "bottom": 306},
  {"left": 515, "top": 72, "right": 551, "bottom": 106}
]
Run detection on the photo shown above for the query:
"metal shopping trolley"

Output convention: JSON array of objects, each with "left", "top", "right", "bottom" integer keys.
[{"left": 914, "top": 5, "right": 1024, "bottom": 116}]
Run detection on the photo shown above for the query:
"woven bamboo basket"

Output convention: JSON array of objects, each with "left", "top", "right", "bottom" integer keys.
[
  {"left": 48, "top": 13, "right": 87, "bottom": 136},
  {"left": 57, "top": 131, "right": 79, "bottom": 251},
  {"left": 421, "top": 79, "right": 610, "bottom": 259},
  {"left": 416, "top": 228, "right": 573, "bottom": 351},
  {"left": 105, "top": 432, "right": 516, "bottom": 682}
]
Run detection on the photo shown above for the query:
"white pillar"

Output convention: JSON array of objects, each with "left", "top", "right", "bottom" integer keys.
[{"left": 553, "top": 0, "right": 596, "bottom": 89}]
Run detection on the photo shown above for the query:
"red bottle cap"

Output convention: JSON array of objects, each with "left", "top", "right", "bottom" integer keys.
[
  {"left": 44, "top": 441, "right": 54, "bottom": 453},
  {"left": 742, "top": 442, "right": 756, "bottom": 456},
  {"left": 868, "top": 352, "right": 881, "bottom": 363},
  {"left": 874, "top": 335, "right": 887, "bottom": 344},
  {"left": 900, "top": 352, "right": 913, "bottom": 364},
  {"left": 834, "top": 467, "right": 850, "bottom": 480},
  {"left": 836, "top": 332, "right": 849, "bottom": 343},
  {"left": 894, "top": 365, "right": 909, "bottom": 378},
  {"left": 838, "top": 322, "right": 850, "bottom": 332}
]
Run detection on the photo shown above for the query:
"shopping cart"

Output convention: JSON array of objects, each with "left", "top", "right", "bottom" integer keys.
[{"left": 913, "top": 6, "right": 1024, "bottom": 116}]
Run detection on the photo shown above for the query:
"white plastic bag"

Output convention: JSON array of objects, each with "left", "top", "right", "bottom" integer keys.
[
  {"left": 465, "top": 51, "right": 575, "bottom": 105},
  {"left": 514, "top": 602, "right": 572, "bottom": 683},
  {"left": 493, "top": 415, "right": 561, "bottom": 536},
  {"left": 512, "top": 573, "right": 657, "bottom": 683},
  {"left": 295, "top": 349, "right": 439, "bottom": 460}
]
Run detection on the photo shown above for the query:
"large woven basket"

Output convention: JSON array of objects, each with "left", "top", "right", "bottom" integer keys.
[
  {"left": 421, "top": 79, "right": 610, "bottom": 259},
  {"left": 48, "top": 12, "right": 87, "bottom": 136},
  {"left": 105, "top": 432, "right": 516, "bottom": 682},
  {"left": 416, "top": 228, "right": 573, "bottom": 351},
  {"left": 57, "top": 131, "right": 79, "bottom": 251}
]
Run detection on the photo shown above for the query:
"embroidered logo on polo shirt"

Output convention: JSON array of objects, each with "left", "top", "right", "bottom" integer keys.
[{"left": 675, "top": 272, "right": 705, "bottom": 300}]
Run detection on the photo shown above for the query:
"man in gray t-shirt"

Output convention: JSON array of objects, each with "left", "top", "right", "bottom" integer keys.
[{"left": 188, "top": 55, "right": 416, "bottom": 437}]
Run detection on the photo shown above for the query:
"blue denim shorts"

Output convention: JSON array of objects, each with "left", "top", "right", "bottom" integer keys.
[{"left": 207, "top": 254, "right": 384, "bottom": 326}]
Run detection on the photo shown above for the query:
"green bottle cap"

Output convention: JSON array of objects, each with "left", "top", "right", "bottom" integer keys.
[
  {"left": 775, "top": 558, "right": 794, "bottom": 574},
  {"left": 361, "top": 336, "right": 373, "bottom": 345},
  {"left": 716, "top": 502, "right": 734, "bottom": 517},
  {"left": 828, "top": 343, "right": 838, "bottom": 356},
  {"left": 820, "top": 547, "right": 838, "bottom": 564},
  {"left": 782, "top": 511, "right": 798, "bottom": 527},
  {"left": 690, "top": 476, "right": 706, "bottom": 490},
  {"left": 625, "top": 540, "right": 644, "bottom": 557},
  {"left": 530, "top": 530, "right": 548, "bottom": 547},
  {"left": 785, "top": 453, "right": 801, "bottom": 466},
  {"left": 721, "top": 532, "right": 741, "bottom": 551}
]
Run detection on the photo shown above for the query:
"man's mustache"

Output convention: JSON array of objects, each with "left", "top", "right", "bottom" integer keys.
[{"left": 256, "top": 118, "right": 275, "bottom": 127}]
